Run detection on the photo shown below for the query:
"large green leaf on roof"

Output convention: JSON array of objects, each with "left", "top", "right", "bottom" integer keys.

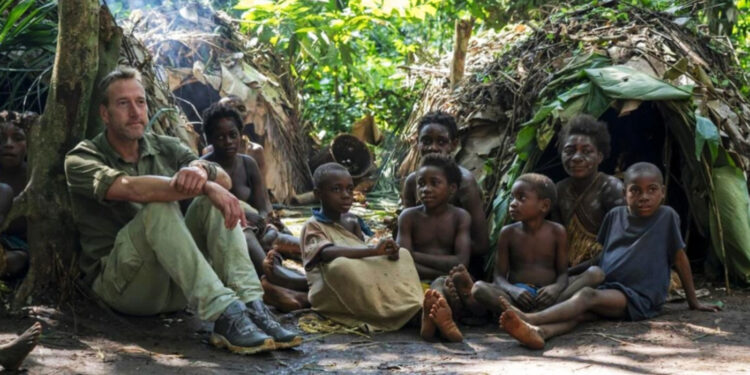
[
  {"left": 695, "top": 115, "right": 720, "bottom": 164},
  {"left": 584, "top": 65, "right": 694, "bottom": 101},
  {"left": 710, "top": 166, "right": 750, "bottom": 285}
]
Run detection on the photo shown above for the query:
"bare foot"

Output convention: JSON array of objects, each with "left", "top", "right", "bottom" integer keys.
[
  {"left": 0, "top": 322, "right": 42, "bottom": 370},
  {"left": 498, "top": 296, "right": 528, "bottom": 321},
  {"left": 421, "top": 289, "right": 440, "bottom": 341},
  {"left": 443, "top": 277, "right": 463, "bottom": 321},
  {"left": 450, "top": 264, "right": 486, "bottom": 317},
  {"left": 262, "top": 250, "right": 307, "bottom": 291},
  {"left": 261, "top": 275, "right": 309, "bottom": 312},
  {"left": 429, "top": 298, "right": 463, "bottom": 342},
  {"left": 500, "top": 310, "right": 545, "bottom": 349}
]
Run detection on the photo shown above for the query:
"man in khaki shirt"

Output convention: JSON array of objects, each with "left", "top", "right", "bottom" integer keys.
[{"left": 64, "top": 67, "right": 300, "bottom": 354}]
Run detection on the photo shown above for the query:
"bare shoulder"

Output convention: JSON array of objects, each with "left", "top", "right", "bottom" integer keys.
[
  {"left": 239, "top": 154, "right": 260, "bottom": 168},
  {"left": 451, "top": 205, "right": 471, "bottom": 221},
  {"left": 601, "top": 174, "right": 625, "bottom": 201},
  {"left": 499, "top": 222, "right": 522, "bottom": 237},
  {"left": 544, "top": 219, "right": 566, "bottom": 233},
  {"left": 458, "top": 166, "right": 480, "bottom": 189},
  {"left": 399, "top": 206, "right": 423, "bottom": 221}
]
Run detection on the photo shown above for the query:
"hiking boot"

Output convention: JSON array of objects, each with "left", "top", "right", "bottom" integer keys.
[
  {"left": 246, "top": 299, "right": 302, "bottom": 349},
  {"left": 210, "top": 300, "right": 275, "bottom": 354}
]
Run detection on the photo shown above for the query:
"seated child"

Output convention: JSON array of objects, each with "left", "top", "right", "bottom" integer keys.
[
  {"left": 401, "top": 111, "right": 489, "bottom": 275},
  {"left": 500, "top": 163, "right": 720, "bottom": 349},
  {"left": 302, "top": 163, "right": 423, "bottom": 332},
  {"left": 0, "top": 111, "right": 33, "bottom": 280},
  {"left": 200, "top": 103, "right": 307, "bottom": 312},
  {"left": 553, "top": 114, "right": 625, "bottom": 267},
  {"left": 471, "top": 173, "right": 604, "bottom": 315},
  {"left": 398, "top": 153, "right": 471, "bottom": 340}
]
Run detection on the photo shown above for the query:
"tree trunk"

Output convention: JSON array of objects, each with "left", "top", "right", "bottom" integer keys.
[
  {"left": 11, "top": 0, "right": 100, "bottom": 308},
  {"left": 86, "top": 4, "right": 123, "bottom": 139},
  {"left": 449, "top": 18, "right": 474, "bottom": 90}
]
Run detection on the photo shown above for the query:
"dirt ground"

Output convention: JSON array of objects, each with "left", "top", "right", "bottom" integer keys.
[{"left": 0, "top": 284, "right": 746, "bottom": 375}]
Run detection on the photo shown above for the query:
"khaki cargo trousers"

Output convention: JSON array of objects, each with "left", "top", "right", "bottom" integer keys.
[{"left": 92, "top": 196, "right": 263, "bottom": 321}]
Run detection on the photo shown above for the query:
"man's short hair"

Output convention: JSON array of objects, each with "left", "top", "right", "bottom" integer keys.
[
  {"left": 557, "top": 114, "right": 611, "bottom": 158},
  {"left": 624, "top": 162, "right": 663, "bottom": 185},
  {"left": 313, "top": 162, "right": 350, "bottom": 189},
  {"left": 516, "top": 173, "right": 557, "bottom": 206},
  {"left": 419, "top": 153, "right": 462, "bottom": 186},
  {"left": 418, "top": 111, "right": 458, "bottom": 140},
  {"left": 99, "top": 67, "right": 142, "bottom": 106},
  {"left": 202, "top": 102, "right": 243, "bottom": 138}
]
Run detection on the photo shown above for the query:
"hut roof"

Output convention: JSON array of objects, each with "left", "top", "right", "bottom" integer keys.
[
  {"left": 123, "top": 3, "right": 313, "bottom": 203},
  {"left": 397, "top": 2, "right": 750, "bottom": 282}
]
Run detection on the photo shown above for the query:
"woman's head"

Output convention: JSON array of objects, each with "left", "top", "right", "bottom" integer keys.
[
  {"left": 202, "top": 103, "right": 243, "bottom": 158},
  {"left": 557, "top": 114, "right": 611, "bottom": 179}
]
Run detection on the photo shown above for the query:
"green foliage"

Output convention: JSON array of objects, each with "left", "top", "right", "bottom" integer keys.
[
  {"left": 0, "top": 0, "right": 57, "bottom": 113},
  {"left": 235, "top": 0, "right": 442, "bottom": 140}
]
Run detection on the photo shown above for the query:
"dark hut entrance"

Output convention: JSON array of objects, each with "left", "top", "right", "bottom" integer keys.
[{"left": 530, "top": 103, "right": 709, "bottom": 269}]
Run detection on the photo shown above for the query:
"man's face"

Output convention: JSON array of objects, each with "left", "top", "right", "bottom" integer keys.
[
  {"left": 561, "top": 134, "right": 603, "bottom": 180},
  {"left": 100, "top": 78, "right": 148, "bottom": 142},
  {"left": 418, "top": 123, "right": 456, "bottom": 156}
]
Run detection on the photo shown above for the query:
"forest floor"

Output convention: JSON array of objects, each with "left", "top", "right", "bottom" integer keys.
[
  {"left": 3, "top": 205, "right": 749, "bottom": 374},
  {"left": 3, "top": 285, "right": 747, "bottom": 374}
]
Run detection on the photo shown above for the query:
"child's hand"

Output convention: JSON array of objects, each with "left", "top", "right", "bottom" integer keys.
[
  {"left": 689, "top": 301, "right": 722, "bottom": 312},
  {"left": 245, "top": 211, "right": 266, "bottom": 229},
  {"left": 534, "top": 284, "right": 563, "bottom": 310},
  {"left": 510, "top": 287, "right": 534, "bottom": 311},
  {"left": 374, "top": 238, "right": 399, "bottom": 260}
]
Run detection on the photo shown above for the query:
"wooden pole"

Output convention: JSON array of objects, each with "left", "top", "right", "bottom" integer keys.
[{"left": 450, "top": 18, "right": 474, "bottom": 89}]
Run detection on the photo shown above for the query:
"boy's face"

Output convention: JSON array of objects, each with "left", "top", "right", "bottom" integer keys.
[
  {"left": 509, "top": 181, "right": 549, "bottom": 221},
  {"left": 418, "top": 123, "right": 457, "bottom": 156},
  {"left": 315, "top": 170, "right": 354, "bottom": 215},
  {"left": 625, "top": 174, "right": 664, "bottom": 217},
  {"left": 208, "top": 117, "right": 241, "bottom": 159},
  {"left": 416, "top": 165, "right": 456, "bottom": 209},
  {"left": 561, "top": 134, "right": 603, "bottom": 180},
  {"left": 0, "top": 123, "right": 26, "bottom": 169}
]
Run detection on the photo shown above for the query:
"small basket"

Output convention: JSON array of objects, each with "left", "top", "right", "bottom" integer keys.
[{"left": 308, "top": 134, "right": 373, "bottom": 179}]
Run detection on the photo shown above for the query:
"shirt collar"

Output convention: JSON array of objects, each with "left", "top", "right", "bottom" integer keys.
[
  {"left": 96, "top": 131, "right": 159, "bottom": 163},
  {"left": 312, "top": 208, "right": 373, "bottom": 236}
]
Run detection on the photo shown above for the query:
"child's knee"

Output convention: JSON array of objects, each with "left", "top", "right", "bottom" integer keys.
[
  {"left": 586, "top": 266, "right": 605, "bottom": 284},
  {"left": 471, "top": 281, "right": 494, "bottom": 302},
  {"left": 574, "top": 286, "right": 598, "bottom": 300}
]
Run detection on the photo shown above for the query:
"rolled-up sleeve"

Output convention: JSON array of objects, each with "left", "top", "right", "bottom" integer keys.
[
  {"left": 65, "top": 146, "right": 125, "bottom": 203},
  {"left": 301, "top": 220, "right": 334, "bottom": 270}
]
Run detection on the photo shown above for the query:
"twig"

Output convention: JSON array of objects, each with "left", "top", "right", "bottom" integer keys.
[
  {"left": 397, "top": 65, "right": 450, "bottom": 76},
  {"left": 583, "top": 332, "right": 634, "bottom": 345}
]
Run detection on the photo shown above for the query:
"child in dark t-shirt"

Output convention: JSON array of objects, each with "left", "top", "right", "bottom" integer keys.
[{"left": 499, "top": 162, "right": 720, "bottom": 349}]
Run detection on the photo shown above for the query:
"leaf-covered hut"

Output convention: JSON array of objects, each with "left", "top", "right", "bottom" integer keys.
[
  {"left": 124, "top": 3, "right": 313, "bottom": 203},
  {"left": 398, "top": 3, "right": 750, "bottom": 283}
]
